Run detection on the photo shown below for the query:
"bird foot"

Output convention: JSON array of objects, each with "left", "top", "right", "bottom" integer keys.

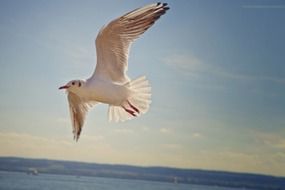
[
  {"left": 122, "top": 106, "right": 137, "bottom": 117},
  {"left": 127, "top": 100, "right": 140, "bottom": 114},
  {"left": 122, "top": 100, "right": 140, "bottom": 117}
]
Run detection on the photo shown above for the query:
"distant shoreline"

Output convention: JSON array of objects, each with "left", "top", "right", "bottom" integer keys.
[{"left": 0, "top": 157, "right": 284, "bottom": 190}]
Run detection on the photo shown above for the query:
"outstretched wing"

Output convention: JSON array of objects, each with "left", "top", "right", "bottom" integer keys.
[
  {"left": 92, "top": 3, "right": 169, "bottom": 84},
  {"left": 67, "top": 92, "right": 97, "bottom": 141}
]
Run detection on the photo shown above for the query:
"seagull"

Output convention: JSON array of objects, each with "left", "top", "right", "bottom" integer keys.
[{"left": 59, "top": 2, "right": 169, "bottom": 141}]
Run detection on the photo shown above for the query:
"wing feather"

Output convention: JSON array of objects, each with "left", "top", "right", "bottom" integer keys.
[
  {"left": 92, "top": 3, "right": 169, "bottom": 84},
  {"left": 68, "top": 92, "right": 97, "bottom": 141}
]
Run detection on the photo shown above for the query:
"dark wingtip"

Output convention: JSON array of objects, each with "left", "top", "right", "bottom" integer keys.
[
  {"left": 157, "top": 2, "right": 169, "bottom": 11},
  {"left": 154, "top": 15, "right": 161, "bottom": 20},
  {"left": 73, "top": 134, "right": 80, "bottom": 142}
]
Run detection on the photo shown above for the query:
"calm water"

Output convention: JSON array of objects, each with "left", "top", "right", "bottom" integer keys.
[{"left": 0, "top": 171, "right": 241, "bottom": 190}]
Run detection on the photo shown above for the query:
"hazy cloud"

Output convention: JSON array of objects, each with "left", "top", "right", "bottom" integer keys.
[
  {"left": 194, "top": 149, "right": 285, "bottom": 176},
  {"left": 56, "top": 117, "right": 70, "bottom": 125},
  {"left": 80, "top": 134, "right": 105, "bottom": 142},
  {"left": 162, "top": 143, "right": 182, "bottom": 150},
  {"left": 164, "top": 53, "right": 285, "bottom": 84},
  {"left": 242, "top": 5, "right": 285, "bottom": 9},
  {"left": 45, "top": 31, "right": 94, "bottom": 67},
  {"left": 113, "top": 128, "right": 134, "bottom": 135},
  {"left": 255, "top": 132, "right": 285, "bottom": 150},
  {"left": 163, "top": 53, "right": 206, "bottom": 78},
  {"left": 192, "top": 132, "right": 203, "bottom": 139},
  {"left": 159, "top": 127, "right": 172, "bottom": 134}
]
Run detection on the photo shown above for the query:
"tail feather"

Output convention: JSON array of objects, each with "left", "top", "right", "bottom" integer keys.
[
  {"left": 108, "top": 106, "right": 113, "bottom": 122},
  {"left": 108, "top": 76, "right": 151, "bottom": 122},
  {"left": 131, "top": 76, "right": 147, "bottom": 85},
  {"left": 132, "top": 81, "right": 150, "bottom": 89}
]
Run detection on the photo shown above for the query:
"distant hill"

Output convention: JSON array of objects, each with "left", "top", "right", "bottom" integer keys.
[{"left": 0, "top": 157, "right": 284, "bottom": 190}]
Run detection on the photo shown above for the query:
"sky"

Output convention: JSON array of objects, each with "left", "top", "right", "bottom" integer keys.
[{"left": 0, "top": 0, "right": 285, "bottom": 177}]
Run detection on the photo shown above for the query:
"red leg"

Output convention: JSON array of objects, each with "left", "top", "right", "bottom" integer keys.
[
  {"left": 122, "top": 106, "right": 137, "bottom": 117},
  {"left": 127, "top": 100, "right": 140, "bottom": 114}
]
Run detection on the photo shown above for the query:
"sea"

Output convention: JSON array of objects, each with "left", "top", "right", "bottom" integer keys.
[{"left": 0, "top": 170, "right": 244, "bottom": 190}]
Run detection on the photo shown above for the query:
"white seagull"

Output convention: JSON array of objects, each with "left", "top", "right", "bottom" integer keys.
[{"left": 59, "top": 2, "right": 169, "bottom": 141}]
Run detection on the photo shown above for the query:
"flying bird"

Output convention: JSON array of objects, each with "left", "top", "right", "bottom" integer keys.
[{"left": 59, "top": 2, "right": 169, "bottom": 141}]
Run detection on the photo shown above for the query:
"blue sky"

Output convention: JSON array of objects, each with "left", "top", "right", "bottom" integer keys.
[{"left": 0, "top": 0, "right": 285, "bottom": 176}]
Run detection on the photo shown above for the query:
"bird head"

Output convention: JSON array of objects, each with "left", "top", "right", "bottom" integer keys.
[{"left": 59, "top": 80, "right": 85, "bottom": 93}]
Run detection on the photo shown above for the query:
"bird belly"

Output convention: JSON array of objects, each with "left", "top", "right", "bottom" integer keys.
[{"left": 86, "top": 81, "right": 129, "bottom": 106}]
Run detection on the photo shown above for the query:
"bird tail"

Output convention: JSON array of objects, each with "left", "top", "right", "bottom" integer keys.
[{"left": 108, "top": 76, "right": 151, "bottom": 122}]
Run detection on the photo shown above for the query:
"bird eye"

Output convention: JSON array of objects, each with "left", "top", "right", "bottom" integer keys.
[{"left": 72, "top": 82, "right": 75, "bottom": 85}]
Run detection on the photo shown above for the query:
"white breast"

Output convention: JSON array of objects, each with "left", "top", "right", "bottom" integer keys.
[{"left": 85, "top": 78, "right": 129, "bottom": 105}]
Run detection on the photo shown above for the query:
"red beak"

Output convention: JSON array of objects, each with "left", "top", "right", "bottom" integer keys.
[{"left": 58, "top": 85, "right": 69, "bottom": 90}]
